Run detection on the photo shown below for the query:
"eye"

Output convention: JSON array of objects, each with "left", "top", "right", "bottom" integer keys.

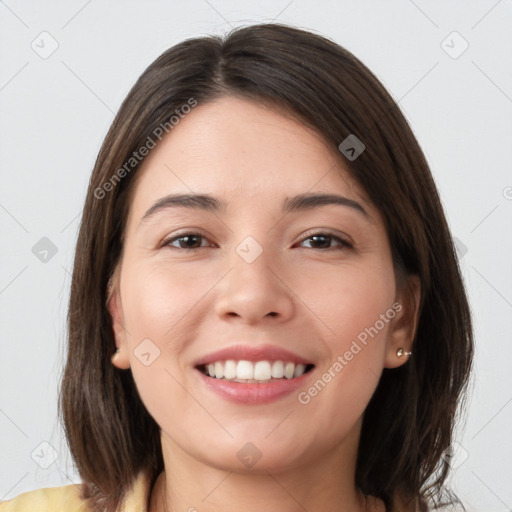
[
  {"left": 296, "top": 231, "right": 353, "bottom": 250},
  {"left": 161, "top": 232, "right": 214, "bottom": 250},
  {"left": 160, "top": 230, "right": 352, "bottom": 251}
]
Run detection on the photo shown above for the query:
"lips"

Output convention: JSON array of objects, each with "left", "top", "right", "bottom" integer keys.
[{"left": 192, "top": 344, "right": 316, "bottom": 404}]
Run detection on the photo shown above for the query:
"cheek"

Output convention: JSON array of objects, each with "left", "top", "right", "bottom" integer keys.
[
  {"left": 292, "top": 263, "right": 395, "bottom": 428},
  {"left": 120, "top": 262, "right": 206, "bottom": 427},
  {"left": 121, "top": 260, "right": 214, "bottom": 343},
  {"left": 296, "top": 260, "right": 396, "bottom": 347},
  {"left": 119, "top": 260, "right": 219, "bottom": 405}
]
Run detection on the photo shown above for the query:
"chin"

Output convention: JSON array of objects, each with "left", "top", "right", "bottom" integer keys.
[{"left": 192, "top": 435, "right": 312, "bottom": 475}]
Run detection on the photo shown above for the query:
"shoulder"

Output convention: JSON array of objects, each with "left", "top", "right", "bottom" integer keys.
[
  {"left": 0, "top": 483, "right": 90, "bottom": 512},
  {"left": 0, "top": 470, "right": 154, "bottom": 512}
]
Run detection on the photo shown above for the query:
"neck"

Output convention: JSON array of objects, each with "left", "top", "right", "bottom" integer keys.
[{"left": 149, "top": 422, "right": 382, "bottom": 512}]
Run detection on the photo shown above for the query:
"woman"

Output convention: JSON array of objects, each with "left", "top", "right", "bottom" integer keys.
[{"left": 0, "top": 23, "right": 473, "bottom": 512}]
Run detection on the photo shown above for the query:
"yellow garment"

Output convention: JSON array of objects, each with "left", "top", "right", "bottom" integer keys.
[{"left": 0, "top": 470, "right": 151, "bottom": 512}]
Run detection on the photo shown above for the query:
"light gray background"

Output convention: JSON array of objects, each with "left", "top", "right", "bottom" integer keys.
[{"left": 1, "top": 1, "right": 511, "bottom": 510}]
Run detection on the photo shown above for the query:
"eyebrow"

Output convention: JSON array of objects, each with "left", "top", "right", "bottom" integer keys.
[{"left": 140, "top": 192, "right": 369, "bottom": 225}]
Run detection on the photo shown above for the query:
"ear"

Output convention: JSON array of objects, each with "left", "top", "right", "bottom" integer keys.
[
  {"left": 107, "top": 269, "right": 131, "bottom": 370},
  {"left": 384, "top": 274, "right": 421, "bottom": 369}
]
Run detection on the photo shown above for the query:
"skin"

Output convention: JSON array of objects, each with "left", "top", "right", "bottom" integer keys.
[{"left": 108, "top": 96, "right": 421, "bottom": 512}]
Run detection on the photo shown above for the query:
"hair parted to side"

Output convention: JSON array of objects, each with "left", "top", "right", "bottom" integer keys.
[{"left": 59, "top": 23, "right": 473, "bottom": 512}]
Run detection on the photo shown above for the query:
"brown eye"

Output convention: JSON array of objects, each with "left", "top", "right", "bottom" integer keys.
[
  {"left": 298, "top": 232, "right": 352, "bottom": 250},
  {"left": 162, "top": 233, "right": 212, "bottom": 250}
]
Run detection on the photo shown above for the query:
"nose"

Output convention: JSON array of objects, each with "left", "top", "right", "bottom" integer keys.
[{"left": 213, "top": 245, "right": 295, "bottom": 325}]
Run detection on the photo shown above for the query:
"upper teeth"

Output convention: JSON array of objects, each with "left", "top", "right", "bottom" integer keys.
[{"left": 204, "top": 360, "right": 308, "bottom": 381}]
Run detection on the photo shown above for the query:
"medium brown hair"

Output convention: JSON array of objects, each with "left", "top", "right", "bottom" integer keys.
[{"left": 59, "top": 23, "right": 474, "bottom": 512}]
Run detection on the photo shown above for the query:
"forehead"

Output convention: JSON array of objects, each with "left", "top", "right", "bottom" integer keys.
[{"left": 127, "top": 96, "right": 369, "bottom": 219}]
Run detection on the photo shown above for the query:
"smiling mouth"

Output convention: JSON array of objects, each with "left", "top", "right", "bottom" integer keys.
[{"left": 196, "top": 360, "right": 315, "bottom": 383}]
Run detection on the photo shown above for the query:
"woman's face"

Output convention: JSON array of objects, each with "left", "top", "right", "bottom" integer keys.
[{"left": 109, "top": 96, "right": 418, "bottom": 473}]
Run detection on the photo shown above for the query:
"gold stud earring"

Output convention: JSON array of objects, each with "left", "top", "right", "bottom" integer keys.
[
  {"left": 111, "top": 348, "right": 120, "bottom": 362},
  {"left": 396, "top": 347, "right": 412, "bottom": 358}
]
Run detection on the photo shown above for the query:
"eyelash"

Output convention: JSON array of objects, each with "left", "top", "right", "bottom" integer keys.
[
  {"left": 297, "top": 230, "right": 353, "bottom": 250},
  {"left": 161, "top": 230, "right": 353, "bottom": 251}
]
